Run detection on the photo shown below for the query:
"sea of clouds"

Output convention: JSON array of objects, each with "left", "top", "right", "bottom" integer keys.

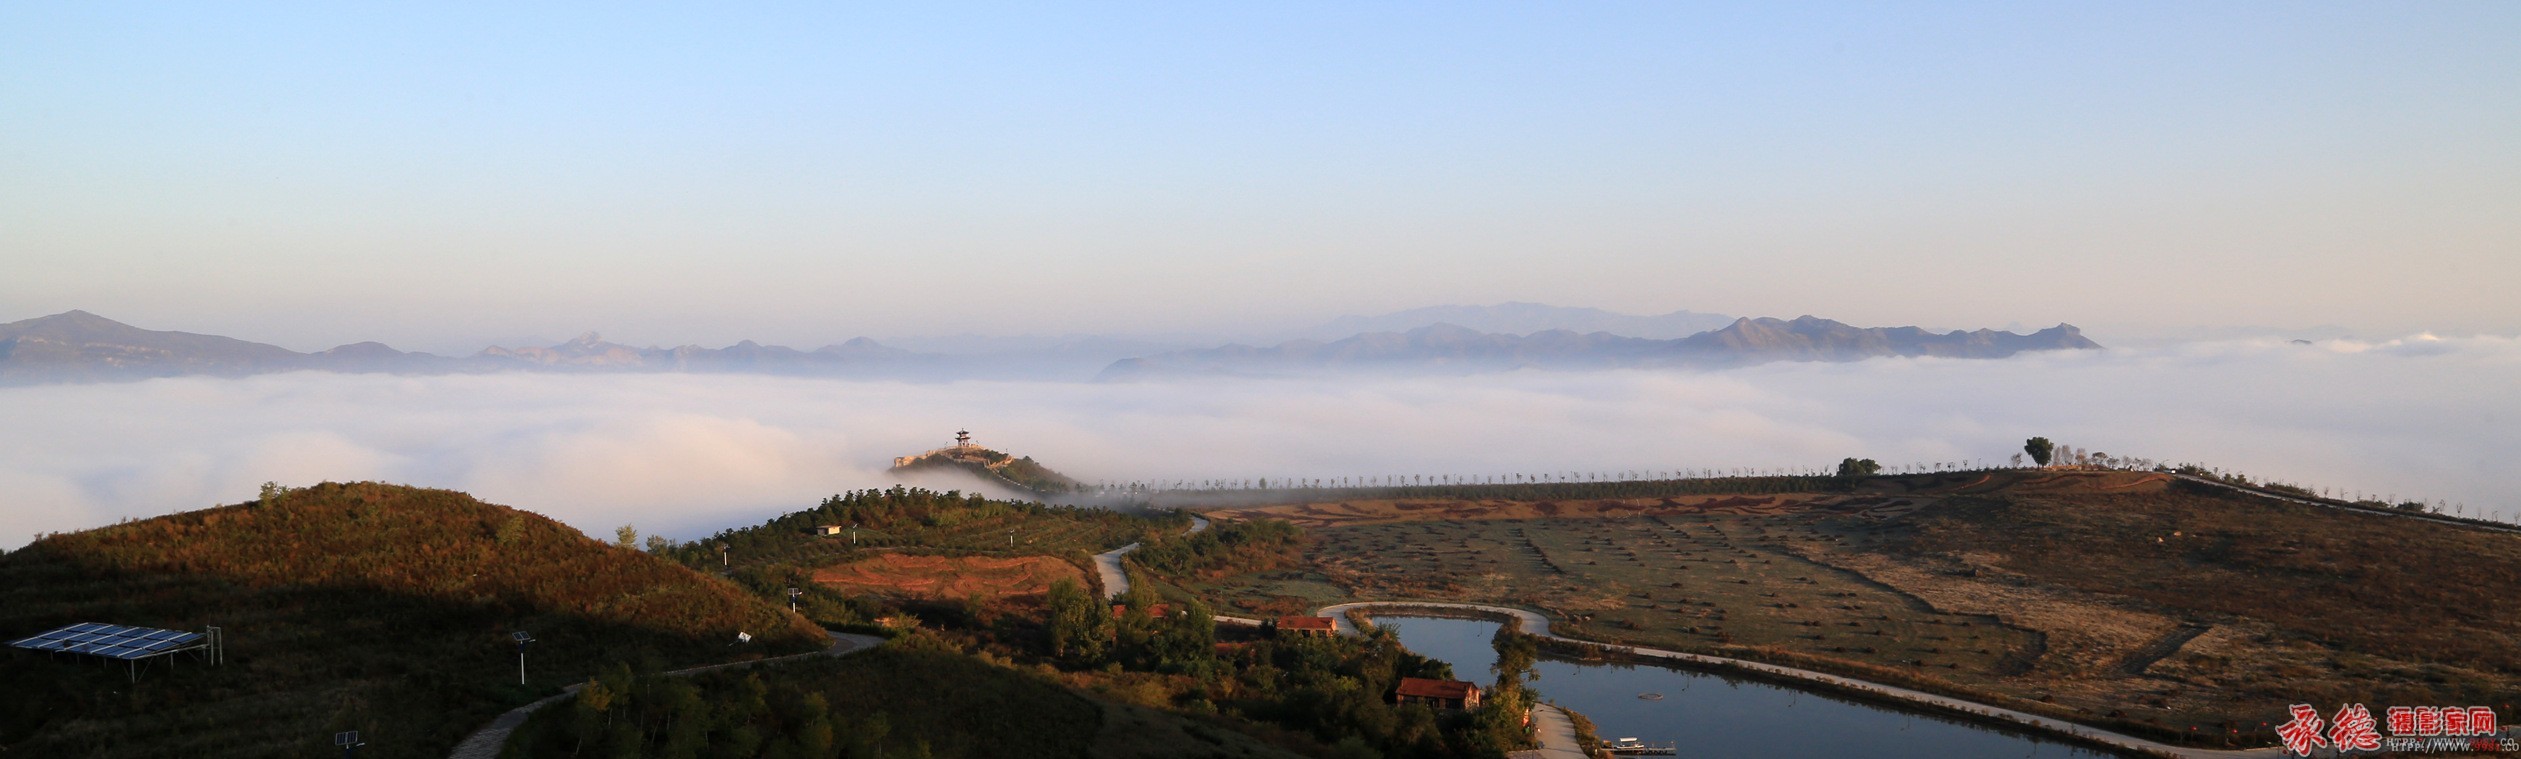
[{"left": 3, "top": 333, "right": 2514, "bottom": 549}]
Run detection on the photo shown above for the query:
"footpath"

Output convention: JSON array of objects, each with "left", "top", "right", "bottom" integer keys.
[{"left": 1506, "top": 702, "right": 1591, "bottom": 759}]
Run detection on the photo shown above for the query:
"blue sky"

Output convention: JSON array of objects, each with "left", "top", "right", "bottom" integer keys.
[{"left": 3, "top": 3, "right": 2515, "bottom": 351}]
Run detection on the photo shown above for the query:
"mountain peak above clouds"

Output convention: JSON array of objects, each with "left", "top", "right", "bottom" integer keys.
[
  {"left": 0, "top": 310, "right": 308, "bottom": 382},
  {"left": 1101, "top": 315, "right": 2103, "bottom": 379}
]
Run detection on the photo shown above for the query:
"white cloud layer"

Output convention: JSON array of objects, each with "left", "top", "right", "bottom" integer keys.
[{"left": 4, "top": 334, "right": 2516, "bottom": 549}]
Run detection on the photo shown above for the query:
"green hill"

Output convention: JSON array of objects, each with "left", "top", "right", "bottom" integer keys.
[
  {"left": 678, "top": 486, "right": 1175, "bottom": 573},
  {"left": 0, "top": 482, "right": 824, "bottom": 758}
]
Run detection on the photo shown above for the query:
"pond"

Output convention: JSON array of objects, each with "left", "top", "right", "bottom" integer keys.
[{"left": 1373, "top": 615, "right": 2124, "bottom": 759}]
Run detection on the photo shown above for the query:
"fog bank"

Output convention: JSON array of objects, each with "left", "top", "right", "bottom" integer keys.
[{"left": 2, "top": 334, "right": 2513, "bottom": 548}]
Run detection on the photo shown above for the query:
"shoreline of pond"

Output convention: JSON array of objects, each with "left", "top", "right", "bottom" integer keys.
[{"left": 1329, "top": 602, "right": 2272, "bottom": 759}]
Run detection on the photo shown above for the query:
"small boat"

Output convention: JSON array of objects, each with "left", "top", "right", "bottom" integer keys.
[
  {"left": 1637, "top": 692, "right": 1664, "bottom": 700},
  {"left": 1600, "top": 737, "right": 1678, "bottom": 755}
]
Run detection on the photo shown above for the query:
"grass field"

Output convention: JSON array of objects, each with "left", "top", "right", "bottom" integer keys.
[{"left": 1181, "top": 469, "right": 2521, "bottom": 747}]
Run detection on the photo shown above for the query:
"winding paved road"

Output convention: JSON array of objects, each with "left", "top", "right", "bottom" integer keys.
[
  {"left": 446, "top": 631, "right": 886, "bottom": 759},
  {"left": 1095, "top": 514, "right": 1208, "bottom": 600},
  {"left": 1317, "top": 601, "right": 2282, "bottom": 759}
]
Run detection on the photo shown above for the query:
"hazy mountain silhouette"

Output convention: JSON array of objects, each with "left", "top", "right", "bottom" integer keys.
[
  {"left": 1301, "top": 302, "right": 1736, "bottom": 340},
  {"left": 0, "top": 311, "right": 929, "bottom": 384},
  {"left": 0, "top": 310, "right": 2099, "bottom": 385},
  {"left": 1099, "top": 316, "right": 2100, "bottom": 379},
  {"left": 0, "top": 310, "right": 314, "bottom": 382}
]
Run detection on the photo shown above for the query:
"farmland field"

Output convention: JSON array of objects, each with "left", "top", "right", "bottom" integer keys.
[{"left": 1171, "top": 470, "right": 2521, "bottom": 746}]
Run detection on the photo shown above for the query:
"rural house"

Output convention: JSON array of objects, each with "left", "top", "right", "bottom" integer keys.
[
  {"left": 1274, "top": 616, "right": 1337, "bottom": 638},
  {"left": 1394, "top": 677, "right": 1482, "bottom": 711}
]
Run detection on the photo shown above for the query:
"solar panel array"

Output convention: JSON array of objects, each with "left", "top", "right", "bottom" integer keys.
[{"left": 8, "top": 623, "right": 206, "bottom": 660}]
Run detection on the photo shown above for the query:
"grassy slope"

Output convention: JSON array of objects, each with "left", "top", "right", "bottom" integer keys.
[
  {"left": 1880, "top": 480, "right": 2521, "bottom": 709},
  {"left": 1185, "top": 470, "right": 2521, "bottom": 746},
  {"left": 0, "top": 482, "right": 823, "bottom": 758}
]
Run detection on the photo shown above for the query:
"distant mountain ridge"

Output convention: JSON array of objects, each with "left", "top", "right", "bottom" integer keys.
[
  {"left": 1098, "top": 316, "right": 2100, "bottom": 379},
  {"left": 0, "top": 309, "right": 307, "bottom": 382},
  {"left": 0, "top": 310, "right": 2099, "bottom": 385},
  {"left": 0, "top": 311, "right": 930, "bottom": 384},
  {"left": 1300, "top": 302, "right": 1737, "bottom": 340}
]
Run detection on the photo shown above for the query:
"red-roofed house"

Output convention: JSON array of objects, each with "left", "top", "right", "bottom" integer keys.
[
  {"left": 1275, "top": 615, "right": 1337, "bottom": 638},
  {"left": 1394, "top": 677, "right": 1482, "bottom": 711}
]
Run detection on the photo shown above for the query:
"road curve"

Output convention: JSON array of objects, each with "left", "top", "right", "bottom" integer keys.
[
  {"left": 1318, "top": 601, "right": 2281, "bottom": 759},
  {"left": 1096, "top": 513, "right": 1211, "bottom": 600},
  {"left": 446, "top": 631, "right": 885, "bottom": 759},
  {"left": 1094, "top": 542, "right": 1140, "bottom": 600}
]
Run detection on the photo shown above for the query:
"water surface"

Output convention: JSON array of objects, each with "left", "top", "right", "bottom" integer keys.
[{"left": 1375, "top": 615, "right": 2121, "bottom": 759}]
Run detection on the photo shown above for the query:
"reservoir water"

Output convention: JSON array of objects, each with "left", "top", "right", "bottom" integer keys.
[{"left": 1373, "top": 615, "right": 2123, "bottom": 759}]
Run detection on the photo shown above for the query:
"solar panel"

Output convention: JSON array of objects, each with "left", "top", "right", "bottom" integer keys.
[{"left": 8, "top": 622, "right": 207, "bottom": 660}]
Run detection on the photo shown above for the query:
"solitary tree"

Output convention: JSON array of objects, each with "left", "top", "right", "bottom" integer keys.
[
  {"left": 2023, "top": 437, "right": 2055, "bottom": 467},
  {"left": 615, "top": 524, "right": 639, "bottom": 550},
  {"left": 1044, "top": 579, "right": 1110, "bottom": 663},
  {"left": 1835, "top": 457, "right": 1882, "bottom": 479}
]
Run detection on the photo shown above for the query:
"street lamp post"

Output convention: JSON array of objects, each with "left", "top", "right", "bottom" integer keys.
[{"left": 512, "top": 631, "right": 534, "bottom": 686}]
